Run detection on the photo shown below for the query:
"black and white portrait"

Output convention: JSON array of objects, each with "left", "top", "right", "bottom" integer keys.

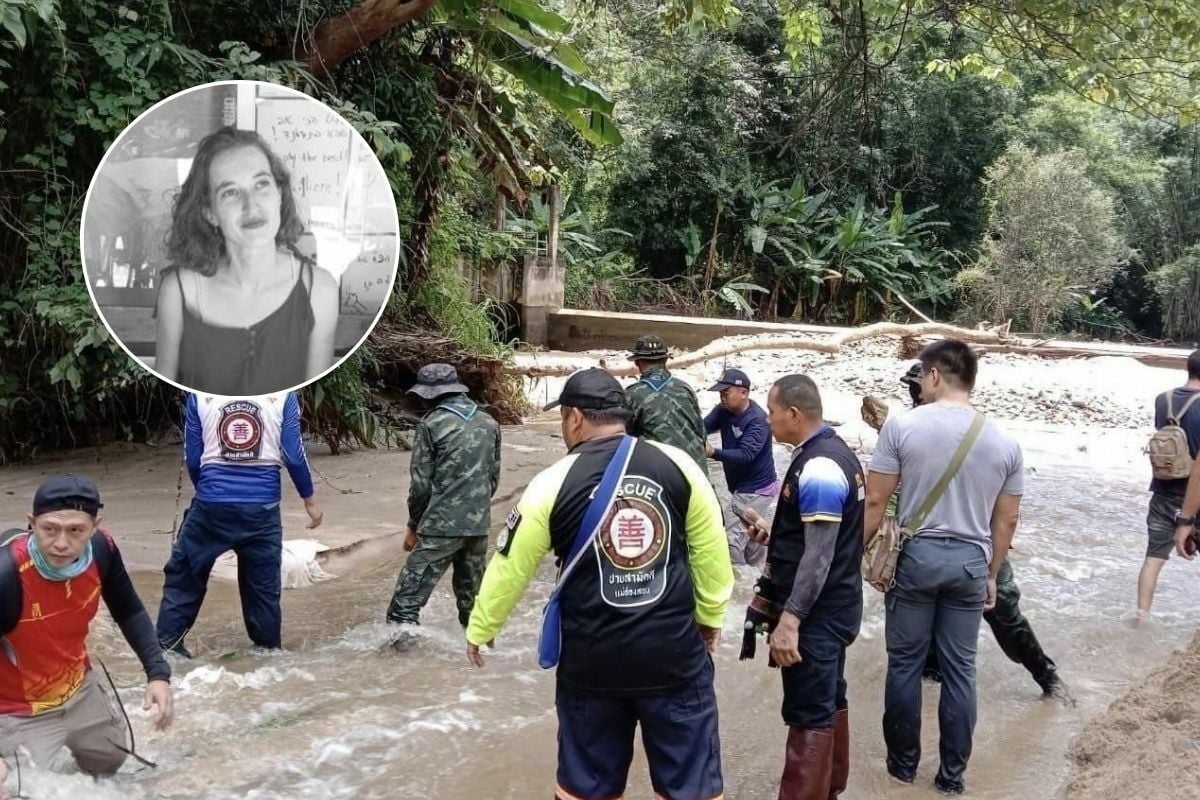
[{"left": 81, "top": 81, "right": 399, "bottom": 396}]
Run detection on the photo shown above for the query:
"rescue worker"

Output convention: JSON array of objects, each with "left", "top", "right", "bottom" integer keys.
[
  {"left": 466, "top": 368, "right": 733, "bottom": 800},
  {"left": 388, "top": 364, "right": 502, "bottom": 631},
  {"left": 156, "top": 391, "right": 323, "bottom": 657},
  {"left": 624, "top": 334, "right": 707, "bottom": 472},
  {"left": 0, "top": 475, "right": 172, "bottom": 791},
  {"left": 705, "top": 367, "right": 778, "bottom": 566},
  {"left": 742, "top": 375, "right": 865, "bottom": 800}
]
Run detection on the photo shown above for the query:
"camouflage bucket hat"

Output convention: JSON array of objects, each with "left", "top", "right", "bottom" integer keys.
[
  {"left": 628, "top": 334, "right": 669, "bottom": 361},
  {"left": 409, "top": 363, "right": 470, "bottom": 400}
]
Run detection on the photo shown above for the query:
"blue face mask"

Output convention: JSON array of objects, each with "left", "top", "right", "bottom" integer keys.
[{"left": 27, "top": 531, "right": 94, "bottom": 581}]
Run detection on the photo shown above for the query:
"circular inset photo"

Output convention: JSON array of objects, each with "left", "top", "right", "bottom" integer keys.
[{"left": 81, "top": 80, "right": 400, "bottom": 396}]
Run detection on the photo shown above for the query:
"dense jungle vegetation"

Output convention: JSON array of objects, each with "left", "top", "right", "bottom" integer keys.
[{"left": 1, "top": 0, "right": 1199, "bottom": 459}]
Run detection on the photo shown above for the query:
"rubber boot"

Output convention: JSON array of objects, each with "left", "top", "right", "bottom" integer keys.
[
  {"left": 779, "top": 726, "right": 835, "bottom": 800},
  {"left": 828, "top": 709, "right": 849, "bottom": 798}
]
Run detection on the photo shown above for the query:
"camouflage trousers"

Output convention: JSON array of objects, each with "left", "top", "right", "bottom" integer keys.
[
  {"left": 925, "top": 557, "right": 1058, "bottom": 690},
  {"left": 387, "top": 535, "right": 488, "bottom": 627}
]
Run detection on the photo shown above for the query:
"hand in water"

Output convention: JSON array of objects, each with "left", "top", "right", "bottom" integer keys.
[
  {"left": 768, "top": 612, "right": 802, "bottom": 667},
  {"left": 1175, "top": 523, "right": 1196, "bottom": 560},
  {"left": 466, "top": 639, "right": 494, "bottom": 668},
  {"left": 983, "top": 576, "right": 998, "bottom": 611},
  {"left": 697, "top": 624, "right": 722, "bottom": 654},
  {"left": 145, "top": 679, "right": 173, "bottom": 731},
  {"left": 305, "top": 498, "right": 324, "bottom": 530}
]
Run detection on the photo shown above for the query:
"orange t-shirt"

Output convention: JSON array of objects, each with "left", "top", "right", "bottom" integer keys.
[{"left": 0, "top": 534, "right": 103, "bottom": 716}]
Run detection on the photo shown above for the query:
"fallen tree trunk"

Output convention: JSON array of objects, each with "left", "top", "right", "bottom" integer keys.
[{"left": 512, "top": 321, "right": 1018, "bottom": 378}]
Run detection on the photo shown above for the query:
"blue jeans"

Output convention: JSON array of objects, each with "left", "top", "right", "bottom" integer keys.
[
  {"left": 883, "top": 537, "right": 987, "bottom": 793},
  {"left": 156, "top": 499, "right": 283, "bottom": 650},
  {"left": 554, "top": 658, "right": 723, "bottom": 800},
  {"left": 780, "top": 606, "right": 860, "bottom": 729}
]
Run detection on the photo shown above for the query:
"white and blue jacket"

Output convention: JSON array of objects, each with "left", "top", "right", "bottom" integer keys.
[{"left": 184, "top": 393, "right": 315, "bottom": 504}]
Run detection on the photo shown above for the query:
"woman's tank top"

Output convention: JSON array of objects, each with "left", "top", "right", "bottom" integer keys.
[{"left": 174, "top": 256, "right": 315, "bottom": 395}]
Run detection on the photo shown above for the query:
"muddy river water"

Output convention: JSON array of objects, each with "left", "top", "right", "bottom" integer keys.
[{"left": 12, "top": 422, "right": 1199, "bottom": 800}]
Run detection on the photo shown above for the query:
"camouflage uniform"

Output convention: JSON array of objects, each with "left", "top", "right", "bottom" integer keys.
[
  {"left": 388, "top": 383, "right": 502, "bottom": 627},
  {"left": 626, "top": 367, "right": 707, "bottom": 473}
]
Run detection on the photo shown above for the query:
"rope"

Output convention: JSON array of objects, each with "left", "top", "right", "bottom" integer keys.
[
  {"left": 309, "top": 462, "right": 361, "bottom": 495},
  {"left": 97, "top": 658, "right": 158, "bottom": 770}
]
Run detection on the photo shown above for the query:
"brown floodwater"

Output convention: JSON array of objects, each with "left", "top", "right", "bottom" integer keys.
[{"left": 13, "top": 423, "right": 1199, "bottom": 800}]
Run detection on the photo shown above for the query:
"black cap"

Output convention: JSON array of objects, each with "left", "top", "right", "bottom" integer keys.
[
  {"left": 709, "top": 368, "right": 752, "bottom": 391},
  {"left": 900, "top": 363, "right": 922, "bottom": 386},
  {"left": 628, "top": 334, "right": 669, "bottom": 361},
  {"left": 33, "top": 474, "right": 103, "bottom": 517},
  {"left": 543, "top": 368, "right": 627, "bottom": 411}
]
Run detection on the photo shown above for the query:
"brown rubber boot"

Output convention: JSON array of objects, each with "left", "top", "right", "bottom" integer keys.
[
  {"left": 778, "top": 726, "right": 835, "bottom": 800},
  {"left": 829, "top": 709, "right": 850, "bottom": 798}
]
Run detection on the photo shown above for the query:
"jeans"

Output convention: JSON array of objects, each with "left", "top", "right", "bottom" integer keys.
[
  {"left": 883, "top": 537, "right": 987, "bottom": 793},
  {"left": 156, "top": 499, "right": 284, "bottom": 650},
  {"left": 780, "top": 607, "right": 860, "bottom": 729}
]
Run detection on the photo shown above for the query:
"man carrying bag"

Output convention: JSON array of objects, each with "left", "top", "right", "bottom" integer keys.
[
  {"left": 863, "top": 341, "right": 1024, "bottom": 797},
  {"left": 466, "top": 368, "right": 734, "bottom": 800}
]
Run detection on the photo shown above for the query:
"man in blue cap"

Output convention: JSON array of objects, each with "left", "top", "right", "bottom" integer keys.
[{"left": 705, "top": 368, "right": 778, "bottom": 566}]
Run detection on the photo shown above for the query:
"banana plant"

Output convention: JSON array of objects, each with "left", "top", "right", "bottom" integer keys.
[{"left": 435, "top": 0, "right": 621, "bottom": 149}]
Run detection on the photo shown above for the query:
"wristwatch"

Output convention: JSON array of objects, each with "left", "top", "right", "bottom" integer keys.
[{"left": 1174, "top": 510, "right": 1196, "bottom": 527}]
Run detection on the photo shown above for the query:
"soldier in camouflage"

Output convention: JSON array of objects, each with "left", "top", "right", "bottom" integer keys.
[
  {"left": 387, "top": 364, "right": 502, "bottom": 632},
  {"left": 624, "top": 334, "right": 708, "bottom": 473}
]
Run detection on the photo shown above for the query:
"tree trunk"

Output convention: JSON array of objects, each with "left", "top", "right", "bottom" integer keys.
[
  {"left": 512, "top": 321, "right": 1020, "bottom": 377},
  {"left": 405, "top": 147, "right": 449, "bottom": 299},
  {"left": 298, "top": 0, "right": 441, "bottom": 77}
]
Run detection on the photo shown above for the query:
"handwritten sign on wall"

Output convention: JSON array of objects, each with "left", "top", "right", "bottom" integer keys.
[
  {"left": 255, "top": 99, "right": 351, "bottom": 210},
  {"left": 254, "top": 92, "right": 399, "bottom": 317},
  {"left": 338, "top": 234, "right": 398, "bottom": 316}
]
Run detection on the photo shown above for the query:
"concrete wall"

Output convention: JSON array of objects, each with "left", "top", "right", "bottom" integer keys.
[
  {"left": 547, "top": 309, "right": 844, "bottom": 351},
  {"left": 520, "top": 254, "right": 565, "bottom": 346}
]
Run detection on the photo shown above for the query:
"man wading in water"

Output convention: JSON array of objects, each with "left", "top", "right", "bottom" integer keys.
[
  {"left": 388, "top": 364, "right": 501, "bottom": 643},
  {"left": 742, "top": 375, "right": 865, "bottom": 800},
  {"left": 864, "top": 340, "right": 1024, "bottom": 796},
  {"left": 466, "top": 368, "right": 733, "bottom": 800},
  {"left": 865, "top": 365, "right": 1070, "bottom": 703},
  {"left": 705, "top": 368, "right": 778, "bottom": 566},
  {"left": 0, "top": 475, "right": 172, "bottom": 796}
]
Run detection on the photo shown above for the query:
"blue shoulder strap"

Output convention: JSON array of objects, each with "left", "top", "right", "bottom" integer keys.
[{"left": 538, "top": 435, "right": 636, "bottom": 669}]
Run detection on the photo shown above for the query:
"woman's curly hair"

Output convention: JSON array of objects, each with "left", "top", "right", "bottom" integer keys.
[{"left": 166, "top": 127, "right": 305, "bottom": 277}]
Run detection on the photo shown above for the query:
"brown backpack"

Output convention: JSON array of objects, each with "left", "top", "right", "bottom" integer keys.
[{"left": 1148, "top": 391, "right": 1200, "bottom": 480}]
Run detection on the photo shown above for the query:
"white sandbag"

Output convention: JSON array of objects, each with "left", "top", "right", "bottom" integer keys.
[{"left": 210, "top": 539, "right": 335, "bottom": 588}]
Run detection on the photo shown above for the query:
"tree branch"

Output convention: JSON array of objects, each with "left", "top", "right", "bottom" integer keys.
[{"left": 299, "top": 0, "right": 441, "bottom": 77}]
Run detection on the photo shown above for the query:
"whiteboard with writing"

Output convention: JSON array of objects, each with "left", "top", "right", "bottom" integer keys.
[
  {"left": 253, "top": 92, "right": 399, "bottom": 317},
  {"left": 338, "top": 234, "right": 399, "bottom": 316}
]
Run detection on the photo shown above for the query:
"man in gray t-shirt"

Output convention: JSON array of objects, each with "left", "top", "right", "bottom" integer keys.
[
  {"left": 872, "top": 402, "right": 1023, "bottom": 560},
  {"left": 864, "top": 339, "right": 1023, "bottom": 796}
]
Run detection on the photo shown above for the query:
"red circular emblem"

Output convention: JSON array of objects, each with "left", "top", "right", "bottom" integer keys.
[
  {"left": 220, "top": 412, "right": 261, "bottom": 452},
  {"left": 599, "top": 498, "right": 666, "bottom": 569}
]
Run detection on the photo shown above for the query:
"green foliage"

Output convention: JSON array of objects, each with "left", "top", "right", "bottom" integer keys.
[
  {"left": 964, "top": 145, "right": 1127, "bottom": 332},
  {"left": 506, "top": 194, "right": 631, "bottom": 267},
  {"left": 1153, "top": 245, "right": 1200, "bottom": 343}
]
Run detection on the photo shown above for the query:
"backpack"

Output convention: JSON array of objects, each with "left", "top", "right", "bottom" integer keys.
[{"left": 1148, "top": 391, "right": 1200, "bottom": 480}]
